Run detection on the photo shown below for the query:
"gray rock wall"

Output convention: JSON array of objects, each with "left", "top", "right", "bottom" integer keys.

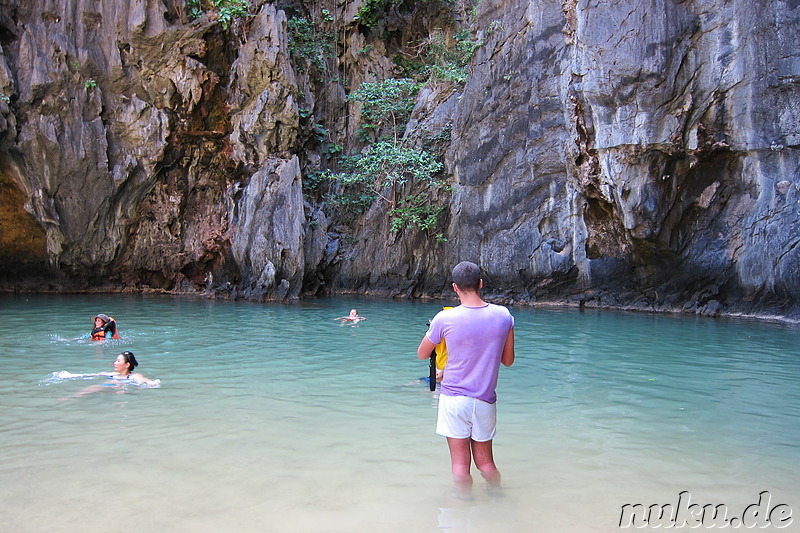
[
  {"left": 424, "top": 0, "right": 799, "bottom": 317},
  {"left": 1, "top": 0, "right": 210, "bottom": 278},
  {"left": 0, "top": 0, "right": 306, "bottom": 299},
  {"left": 0, "top": 0, "right": 797, "bottom": 319}
]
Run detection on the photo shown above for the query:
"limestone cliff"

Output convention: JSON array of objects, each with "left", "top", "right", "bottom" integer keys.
[
  {"left": 0, "top": 0, "right": 798, "bottom": 320},
  {"left": 438, "top": 0, "right": 800, "bottom": 318}
]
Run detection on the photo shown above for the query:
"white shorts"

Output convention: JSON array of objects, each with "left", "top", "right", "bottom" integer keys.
[{"left": 436, "top": 394, "right": 497, "bottom": 442}]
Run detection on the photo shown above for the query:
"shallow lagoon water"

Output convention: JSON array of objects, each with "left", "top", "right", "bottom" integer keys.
[{"left": 1, "top": 294, "right": 798, "bottom": 532}]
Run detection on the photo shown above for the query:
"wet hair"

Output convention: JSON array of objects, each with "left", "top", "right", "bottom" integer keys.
[
  {"left": 452, "top": 261, "right": 482, "bottom": 292},
  {"left": 120, "top": 351, "right": 138, "bottom": 370}
]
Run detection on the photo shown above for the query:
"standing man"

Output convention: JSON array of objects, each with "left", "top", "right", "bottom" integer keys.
[{"left": 417, "top": 261, "right": 515, "bottom": 494}]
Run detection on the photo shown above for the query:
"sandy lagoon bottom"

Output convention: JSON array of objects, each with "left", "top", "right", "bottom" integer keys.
[{"left": 1, "top": 294, "right": 798, "bottom": 532}]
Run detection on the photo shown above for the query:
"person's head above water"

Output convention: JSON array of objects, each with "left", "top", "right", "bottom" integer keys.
[
  {"left": 452, "top": 261, "right": 482, "bottom": 292},
  {"left": 349, "top": 309, "right": 359, "bottom": 317},
  {"left": 115, "top": 351, "right": 138, "bottom": 375}
]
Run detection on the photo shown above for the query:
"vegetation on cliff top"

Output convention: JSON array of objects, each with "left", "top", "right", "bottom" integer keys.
[{"left": 290, "top": 0, "right": 478, "bottom": 241}]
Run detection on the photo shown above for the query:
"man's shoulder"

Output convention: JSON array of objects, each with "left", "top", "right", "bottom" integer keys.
[
  {"left": 486, "top": 303, "right": 514, "bottom": 325},
  {"left": 485, "top": 302, "right": 512, "bottom": 313}
]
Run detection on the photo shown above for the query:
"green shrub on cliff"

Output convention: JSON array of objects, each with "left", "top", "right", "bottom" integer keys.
[
  {"left": 322, "top": 77, "right": 449, "bottom": 238},
  {"left": 340, "top": 140, "right": 443, "bottom": 193},
  {"left": 186, "top": 0, "right": 251, "bottom": 29},
  {"left": 324, "top": 140, "right": 446, "bottom": 228},
  {"left": 395, "top": 29, "right": 479, "bottom": 85},
  {"left": 389, "top": 193, "right": 447, "bottom": 241},
  {"left": 287, "top": 16, "right": 334, "bottom": 77},
  {"left": 354, "top": 0, "right": 399, "bottom": 29},
  {"left": 347, "top": 78, "right": 421, "bottom": 141},
  {"left": 427, "top": 29, "right": 479, "bottom": 84}
]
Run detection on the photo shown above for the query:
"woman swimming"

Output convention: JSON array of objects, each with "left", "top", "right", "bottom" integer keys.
[
  {"left": 98, "top": 351, "right": 158, "bottom": 386},
  {"left": 71, "top": 351, "right": 160, "bottom": 396}
]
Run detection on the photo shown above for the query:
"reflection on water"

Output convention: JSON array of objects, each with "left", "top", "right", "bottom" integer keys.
[{"left": 0, "top": 294, "right": 798, "bottom": 532}]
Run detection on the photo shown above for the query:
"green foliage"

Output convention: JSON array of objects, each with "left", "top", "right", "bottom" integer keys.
[
  {"left": 186, "top": 0, "right": 251, "bottom": 30},
  {"left": 357, "top": 44, "right": 375, "bottom": 55},
  {"left": 469, "top": 4, "right": 478, "bottom": 24},
  {"left": 215, "top": 0, "right": 250, "bottom": 29},
  {"left": 393, "top": 54, "right": 427, "bottom": 79},
  {"left": 318, "top": 75, "right": 451, "bottom": 236},
  {"left": 287, "top": 16, "right": 334, "bottom": 75},
  {"left": 84, "top": 79, "right": 97, "bottom": 89},
  {"left": 303, "top": 170, "right": 331, "bottom": 194},
  {"left": 425, "top": 29, "right": 479, "bottom": 84},
  {"left": 323, "top": 164, "right": 377, "bottom": 215},
  {"left": 390, "top": 194, "right": 448, "bottom": 242},
  {"left": 298, "top": 0, "right": 479, "bottom": 238},
  {"left": 325, "top": 142, "right": 343, "bottom": 160},
  {"left": 347, "top": 78, "right": 421, "bottom": 139},
  {"left": 354, "top": 0, "right": 398, "bottom": 29},
  {"left": 325, "top": 140, "right": 448, "bottom": 234},
  {"left": 312, "top": 123, "right": 328, "bottom": 143},
  {"left": 187, "top": 0, "right": 203, "bottom": 19},
  {"left": 394, "top": 29, "right": 480, "bottom": 85},
  {"left": 343, "top": 140, "right": 443, "bottom": 189}
]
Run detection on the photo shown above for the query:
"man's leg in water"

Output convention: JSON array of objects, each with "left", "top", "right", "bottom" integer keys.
[
  {"left": 471, "top": 439, "right": 501, "bottom": 485},
  {"left": 447, "top": 437, "right": 474, "bottom": 496}
]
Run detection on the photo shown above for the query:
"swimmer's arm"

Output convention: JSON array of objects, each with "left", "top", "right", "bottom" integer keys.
[
  {"left": 501, "top": 328, "right": 515, "bottom": 367},
  {"left": 72, "top": 384, "right": 106, "bottom": 397},
  {"left": 417, "top": 336, "right": 436, "bottom": 360},
  {"left": 131, "top": 373, "right": 158, "bottom": 386}
]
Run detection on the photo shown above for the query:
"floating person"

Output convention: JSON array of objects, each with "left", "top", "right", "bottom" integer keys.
[
  {"left": 70, "top": 351, "right": 160, "bottom": 396},
  {"left": 334, "top": 309, "right": 367, "bottom": 325},
  {"left": 80, "top": 313, "right": 121, "bottom": 341}
]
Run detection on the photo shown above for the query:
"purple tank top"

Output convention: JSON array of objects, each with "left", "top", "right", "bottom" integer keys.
[{"left": 425, "top": 303, "right": 514, "bottom": 403}]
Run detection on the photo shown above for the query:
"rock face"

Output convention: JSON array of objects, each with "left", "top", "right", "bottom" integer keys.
[
  {"left": 0, "top": 1, "right": 304, "bottom": 299},
  {"left": 440, "top": 0, "right": 800, "bottom": 318},
  {"left": 0, "top": 0, "right": 798, "bottom": 319}
]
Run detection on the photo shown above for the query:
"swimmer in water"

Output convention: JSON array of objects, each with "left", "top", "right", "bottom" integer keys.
[
  {"left": 334, "top": 309, "right": 367, "bottom": 325},
  {"left": 71, "top": 351, "right": 159, "bottom": 396},
  {"left": 99, "top": 351, "right": 158, "bottom": 386},
  {"left": 76, "top": 313, "right": 121, "bottom": 340}
]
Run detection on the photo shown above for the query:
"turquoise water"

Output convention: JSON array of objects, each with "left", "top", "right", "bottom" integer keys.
[{"left": 0, "top": 294, "right": 798, "bottom": 532}]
